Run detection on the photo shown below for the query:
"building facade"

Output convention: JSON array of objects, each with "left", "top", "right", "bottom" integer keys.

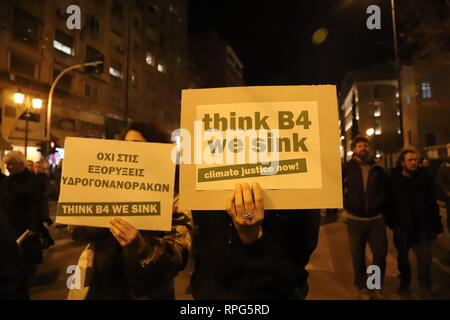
[
  {"left": 187, "top": 31, "right": 244, "bottom": 89},
  {"left": 401, "top": 61, "right": 450, "bottom": 160},
  {"left": 0, "top": 0, "right": 187, "bottom": 161},
  {"left": 339, "top": 66, "right": 402, "bottom": 167}
]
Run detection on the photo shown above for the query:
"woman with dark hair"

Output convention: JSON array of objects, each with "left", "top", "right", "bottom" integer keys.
[{"left": 67, "top": 122, "right": 192, "bottom": 300}]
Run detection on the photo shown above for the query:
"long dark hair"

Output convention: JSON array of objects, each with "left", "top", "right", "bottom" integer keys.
[
  {"left": 121, "top": 122, "right": 171, "bottom": 143},
  {"left": 122, "top": 122, "right": 179, "bottom": 194}
]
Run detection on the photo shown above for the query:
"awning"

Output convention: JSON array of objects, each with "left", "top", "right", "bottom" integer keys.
[{"left": 0, "top": 137, "right": 13, "bottom": 150}]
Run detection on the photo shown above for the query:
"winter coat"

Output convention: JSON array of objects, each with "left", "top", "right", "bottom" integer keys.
[
  {"left": 0, "top": 169, "right": 43, "bottom": 237},
  {"left": 342, "top": 158, "right": 387, "bottom": 218},
  {"left": 386, "top": 167, "right": 443, "bottom": 241},
  {"left": 67, "top": 195, "right": 192, "bottom": 300},
  {"left": 190, "top": 210, "right": 321, "bottom": 300}
]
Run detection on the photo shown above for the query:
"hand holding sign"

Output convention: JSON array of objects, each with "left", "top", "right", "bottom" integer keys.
[
  {"left": 109, "top": 218, "right": 145, "bottom": 250},
  {"left": 226, "top": 182, "right": 264, "bottom": 244}
]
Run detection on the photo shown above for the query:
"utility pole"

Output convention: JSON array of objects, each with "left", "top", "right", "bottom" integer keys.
[
  {"left": 123, "top": 0, "right": 133, "bottom": 126},
  {"left": 390, "top": 0, "right": 404, "bottom": 148}
]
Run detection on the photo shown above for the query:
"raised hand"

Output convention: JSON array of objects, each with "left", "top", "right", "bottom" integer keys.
[{"left": 226, "top": 182, "right": 265, "bottom": 244}]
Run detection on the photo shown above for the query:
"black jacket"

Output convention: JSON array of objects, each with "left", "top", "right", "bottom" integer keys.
[
  {"left": 190, "top": 210, "right": 321, "bottom": 300},
  {"left": 386, "top": 167, "right": 443, "bottom": 240},
  {"left": 35, "top": 173, "right": 51, "bottom": 223},
  {"left": 0, "top": 169, "right": 43, "bottom": 238},
  {"left": 0, "top": 209, "right": 29, "bottom": 300},
  {"left": 342, "top": 158, "right": 387, "bottom": 218}
]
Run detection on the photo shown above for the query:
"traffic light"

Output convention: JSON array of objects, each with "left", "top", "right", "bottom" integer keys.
[
  {"left": 49, "top": 139, "right": 59, "bottom": 154},
  {"left": 36, "top": 141, "right": 49, "bottom": 156}
]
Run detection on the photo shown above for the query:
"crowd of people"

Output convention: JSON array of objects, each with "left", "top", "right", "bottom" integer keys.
[
  {"left": 342, "top": 135, "right": 447, "bottom": 300},
  {"left": 0, "top": 125, "right": 448, "bottom": 300},
  {"left": 0, "top": 153, "right": 58, "bottom": 299}
]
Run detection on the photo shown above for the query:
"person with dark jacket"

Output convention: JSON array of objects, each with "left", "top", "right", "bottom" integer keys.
[
  {"left": 342, "top": 136, "right": 387, "bottom": 299},
  {"left": 67, "top": 123, "right": 193, "bottom": 300},
  {"left": 386, "top": 149, "right": 443, "bottom": 296},
  {"left": 436, "top": 157, "right": 450, "bottom": 233},
  {"left": 1, "top": 151, "right": 44, "bottom": 279},
  {"left": 34, "top": 162, "right": 54, "bottom": 249},
  {"left": 0, "top": 209, "right": 29, "bottom": 300},
  {"left": 190, "top": 182, "right": 320, "bottom": 299}
]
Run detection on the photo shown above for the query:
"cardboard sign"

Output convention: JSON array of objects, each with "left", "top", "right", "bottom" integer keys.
[
  {"left": 179, "top": 85, "right": 342, "bottom": 210},
  {"left": 56, "top": 137, "right": 175, "bottom": 231}
]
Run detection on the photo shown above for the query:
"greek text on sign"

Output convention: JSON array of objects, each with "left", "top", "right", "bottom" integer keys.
[{"left": 56, "top": 138, "right": 175, "bottom": 231}]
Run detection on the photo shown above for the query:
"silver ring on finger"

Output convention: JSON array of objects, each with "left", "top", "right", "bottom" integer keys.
[{"left": 243, "top": 211, "right": 255, "bottom": 221}]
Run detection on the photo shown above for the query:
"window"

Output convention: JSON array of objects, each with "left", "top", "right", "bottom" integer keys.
[
  {"left": 111, "top": 1, "right": 124, "bottom": 20},
  {"left": 53, "top": 30, "right": 74, "bottom": 56},
  {"left": 53, "top": 70, "right": 72, "bottom": 90},
  {"left": 425, "top": 133, "right": 436, "bottom": 146},
  {"left": 148, "top": 3, "right": 158, "bottom": 14},
  {"left": 12, "top": 7, "right": 40, "bottom": 48},
  {"left": 109, "top": 60, "right": 124, "bottom": 79},
  {"left": 157, "top": 63, "right": 165, "bottom": 73},
  {"left": 85, "top": 46, "right": 101, "bottom": 63},
  {"left": 373, "top": 102, "right": 382, "bottom": 117},
  {"left": 146, "top": 52, "right": 155, "bottom": 66},
  {"left": 131, "top": 71, "right": 139, "bottom": 88},
  {"left": 373, "top": 86, "right": 382, "bottom": 99},
  {"left": 406, "top": 95, "right": 411, "bottom": 104},
  {"left": 84, "top": 84, "right": 98, "bottom": 100},
  {"left": 84, "top": 84, "right": 91, "bottom": 96},
  {"left": 10, "top": 53, "right": 36, "bottom": 78},
  {"left": 374, "top": 120, "right": 382, "bottom": 135},
  {"left": 421, "top": 82, "right": 432, "bottom": 99},
  {"left": 87, "top": 15, "right": 101, "bottom": 34}
]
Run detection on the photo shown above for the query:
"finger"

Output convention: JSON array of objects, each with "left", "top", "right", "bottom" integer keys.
[
  {"left": 110, "top": 231, "right": 126, "bottom": 247},
  {"left": 112, "top": 218, "right": 134, "bottom": 231},
  {"left": 226, "top": 191, "right": 236, "bottom": 217},
  {"left": 241, "top": 183, "right": 255, "bottom": 213},
  {"left": 110, "top": 220, "right": 129, "bottom": 234},
  {"left": 109, "top": 226, "right": 127, "bottom": 245},
  {"left": 252, "top": 182, "right": 264, "bottom": 211},
  {"left": 234, "top": 184, "right": 245, "bottom": 217}
]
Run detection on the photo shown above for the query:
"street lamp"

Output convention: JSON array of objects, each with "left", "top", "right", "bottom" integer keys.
[
  {"left": 366, "top": 128, "right": 375, "bottom": 136},
  {"left": 46, "top": 60, "right": 103, "bottom": 140},
  {"left": 32, "top": 98, "right": 43, "bottom": 110},
  {"left": 13, "top": 93, "right": 25, "bottom": 104},
  {"left": 14, "top": 93, "right": 42, "bottom": 158}
]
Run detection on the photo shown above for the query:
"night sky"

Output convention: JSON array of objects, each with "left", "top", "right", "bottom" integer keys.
[{"left": 189, "top": 0, "right": 395, "bottom": 88}]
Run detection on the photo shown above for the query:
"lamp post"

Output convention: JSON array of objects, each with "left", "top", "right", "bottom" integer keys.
[
  {"left": 390, "top": 0, "right": 404, "bottom": 147},
  {"left": 16, "top": 95, "right": 42, "bottom": 158},
  {"left": 46, "top": 61, "right": 103, "bottom": 140}
]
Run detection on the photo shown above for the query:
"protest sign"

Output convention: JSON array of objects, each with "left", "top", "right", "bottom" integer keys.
[
  {"left": 56, "top": 137, "right": 175, "bottom": 231},
  {"left": 178, "top": 85, "right": 342, "bottom": 210}
]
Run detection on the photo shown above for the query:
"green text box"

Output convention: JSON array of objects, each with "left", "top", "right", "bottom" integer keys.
[
  {"left": 198, "top": 158, "right": 307, "bottom": 182},
  {"left": 57, "top": 202, "right": 161, "bottom": 216}
]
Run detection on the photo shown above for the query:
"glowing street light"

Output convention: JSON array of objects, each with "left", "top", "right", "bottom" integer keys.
[
  {"left": 32, "top": 98, "right": 43, "bottom": 110},
  {"left": 13, "top": 93, "right": 25, "bottom": 104},
  {"left": 366, "top": 128, "right": 375, "bottom": 136},
  {"left": 12, "top": 94, "right": 43, "bottom": 158},
  {"left": 312, "top": 27, "right": 328, "bottom": 45}
]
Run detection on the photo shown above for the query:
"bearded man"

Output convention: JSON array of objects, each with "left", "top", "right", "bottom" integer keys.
[
  {"left": 342, "top": 136, "right": 388, "bottom": 300},
  {"left": 386, "top": 149, "right": 442, "bottom": 298}
]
